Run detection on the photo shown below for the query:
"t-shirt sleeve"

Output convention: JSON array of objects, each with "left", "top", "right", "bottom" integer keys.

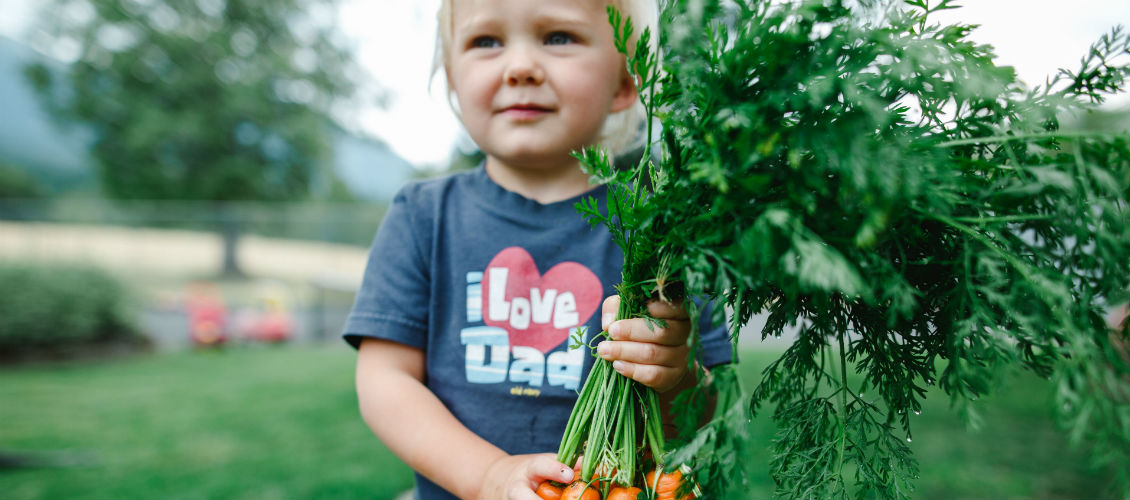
[
  {"left": 342, "top": 186, "right": 430, "bottom": 350},
  {"left": 696, "top": 299, "right": 734, "bottom": 368}
]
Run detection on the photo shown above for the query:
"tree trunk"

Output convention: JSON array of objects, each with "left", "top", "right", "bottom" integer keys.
[{"left": 218, "top": 203, "right": 244, "bottom": 277}]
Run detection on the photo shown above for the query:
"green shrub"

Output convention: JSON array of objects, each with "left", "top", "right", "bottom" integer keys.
[
  {"left": 0, "top": 262, "right": 144, "bottom": 358},
  {"left": 0, "top": 161, "right": 45, "bottom": 198}
]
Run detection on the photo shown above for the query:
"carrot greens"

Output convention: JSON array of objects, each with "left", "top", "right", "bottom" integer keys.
[{"left": 560, "top": 1, "right": 1130, "bottom": 499}]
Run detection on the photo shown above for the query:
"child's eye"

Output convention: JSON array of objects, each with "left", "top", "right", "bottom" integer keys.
[
  {"left": 470, "top": 36, "right": 501, "bottom": 49},
  {"left": 544, "top": 31, "right": 576, "bottom": 45}
]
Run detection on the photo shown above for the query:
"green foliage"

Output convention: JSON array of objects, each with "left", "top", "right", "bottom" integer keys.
[
  {"left": 0, "top": 161, "right": 45, "bottom": 198},
  {"left": 0, "top": 262, "right": 142, "bottom": 357},
  {"left": 25, "top": 0, "right": 363, "bottom": 202},
  {"left": 577, "top": 1, "right": 1130, "bottom": 498}
]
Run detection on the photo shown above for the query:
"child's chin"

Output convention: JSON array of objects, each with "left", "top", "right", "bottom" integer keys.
[{"left": 491, "top": 150, "right": 579, "bottom": 169}]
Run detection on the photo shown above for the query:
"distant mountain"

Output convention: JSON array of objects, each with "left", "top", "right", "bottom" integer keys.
[
  {"left": 331, "top": 125, "right": 416, "bottom": 202},
  {"left": 0, "top": 36, "right": 93, "bottom": 191},
  {"left": 0, "top": 35, "right": 417, "bottom": 201}
]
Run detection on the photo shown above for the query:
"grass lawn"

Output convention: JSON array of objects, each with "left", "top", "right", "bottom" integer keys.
[
  {"left": 0, "top": 344, "right": 413, "bottom": 499},
  {"left": 0, "top": 344, "right": 1118, "bottom": 499}
]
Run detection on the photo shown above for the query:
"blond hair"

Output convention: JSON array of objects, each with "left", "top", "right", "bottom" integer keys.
[{"left": 433, "top": 0, "right": 658, "bottom": 156}]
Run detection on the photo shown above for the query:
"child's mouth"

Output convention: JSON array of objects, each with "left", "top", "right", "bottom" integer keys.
[{"left": 500, "top": 104, "right": 553, "bottom": 120}]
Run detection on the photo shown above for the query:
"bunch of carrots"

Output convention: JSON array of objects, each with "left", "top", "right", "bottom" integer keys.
[
  {"left": 534, "top": 310, "right": 701, "bottom": 500},
  {"left": 536, "top": 465, "right": 696, "bottom": 500}
]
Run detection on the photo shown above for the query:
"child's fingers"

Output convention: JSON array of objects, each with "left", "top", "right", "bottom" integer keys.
[
  {"left": 604, "top": 295, "right": 689, "bottom": 330},
  {"left": 597, "top": 294, "right": 692, "bottom": 391},
  {"left": 598, "top": 339, "right": 688, "bottom": 367},
  {"left": 608, "top": 359, "right": 685, "bottom": 391},
  {"left": 647, "top": 298, "right": 687, "bottom": 320},
  {"left": 525, "top": 453, "right": 574, "bottom": 486},
  {"left": 601, "top": 295, "right": 620, "bottom": 330},
  {"left": 608, "top": 317, "right": 689, "bottom": 345}
]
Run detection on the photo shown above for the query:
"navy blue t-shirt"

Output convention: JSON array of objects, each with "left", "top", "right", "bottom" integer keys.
[{"left": 343, "top": 166, "right": 731, "bottom": 499}]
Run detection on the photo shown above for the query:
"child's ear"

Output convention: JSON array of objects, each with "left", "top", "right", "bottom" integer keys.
[{"left": 609, "top": 69, "right": 639, "bottom": 113}]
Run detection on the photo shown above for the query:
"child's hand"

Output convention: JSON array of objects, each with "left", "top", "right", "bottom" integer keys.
[
  {"left": 596, "top": 295, "right": 692, "bottom": 393},
  {"left": 480, "top": 453, "right": 573, "bottom": 500}
]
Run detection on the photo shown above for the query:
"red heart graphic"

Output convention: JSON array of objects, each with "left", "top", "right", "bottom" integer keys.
[{"left": 481, "top": 247, "right": 602, "bottom": 354}]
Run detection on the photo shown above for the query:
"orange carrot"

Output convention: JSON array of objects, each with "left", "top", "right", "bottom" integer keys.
[
  {"left": 536, "top": 480, "right": 565, "bottom": 500},
  {"left": 593, "top": 463, "right": 618, "bottom": 489},
  {"left": 644, "top": 468, "right": 696, "bottom": 500},
  {"left": 606, "top": 486, "right": 643, "bottom": 500},
  {"left": 561, "top": 480, "right": 601, "bottom": 500}
]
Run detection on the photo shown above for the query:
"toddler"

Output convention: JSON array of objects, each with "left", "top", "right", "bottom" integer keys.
[{"left": 344, "top": 1, "right": 732, "bottom": 498}]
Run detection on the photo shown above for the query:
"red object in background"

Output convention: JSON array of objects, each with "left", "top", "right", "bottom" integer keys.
[
  {"left": 185, "top": 283, "right": 229, "bottom": 347},
  {"left": 241, "top": 306, "right": 294, "bottom": 343},
  {"left": 236, "top": 284, "right": 295, "bottom": 343}
]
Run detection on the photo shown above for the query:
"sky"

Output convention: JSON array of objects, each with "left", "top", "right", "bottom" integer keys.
[{"left": 1, "top": 0, "right": 1128, "bottom": 169}]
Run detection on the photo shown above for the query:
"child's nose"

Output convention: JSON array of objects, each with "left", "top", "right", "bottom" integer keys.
[{"left": 503, "top": 47, "right": 545, "bottom": 86}]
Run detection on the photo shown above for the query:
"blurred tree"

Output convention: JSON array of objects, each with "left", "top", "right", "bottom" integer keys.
[
  {"left": 25, "top": 0, "right": 370, "bottom": 275},
  {"left": 0, "top": 161, "right": 45, "bottom": 199}
]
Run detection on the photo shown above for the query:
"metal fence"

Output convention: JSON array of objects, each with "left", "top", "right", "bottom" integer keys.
[
  {"left": 0, "top": 198, "right": 390, "bottom": 351},
  {"left": 0, "top": 197, "right": 388, "bottom": 247}
]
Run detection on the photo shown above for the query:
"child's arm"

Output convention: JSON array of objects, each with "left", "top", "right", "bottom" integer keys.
[
  {"left": 594, "top": 296, "right": 712, "bottom": 427},
  {"left": 355, "top": 338, "right": 574, "bottom": 500}
]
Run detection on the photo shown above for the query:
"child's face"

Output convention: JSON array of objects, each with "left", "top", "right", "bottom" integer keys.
[{"left": 447, "top": 0, "right": 637, "bottom": 170}]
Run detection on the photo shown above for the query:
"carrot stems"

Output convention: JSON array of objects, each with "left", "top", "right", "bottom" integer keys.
[{"left": 556, "top": 329, "right": 668, "bottom": 491}]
